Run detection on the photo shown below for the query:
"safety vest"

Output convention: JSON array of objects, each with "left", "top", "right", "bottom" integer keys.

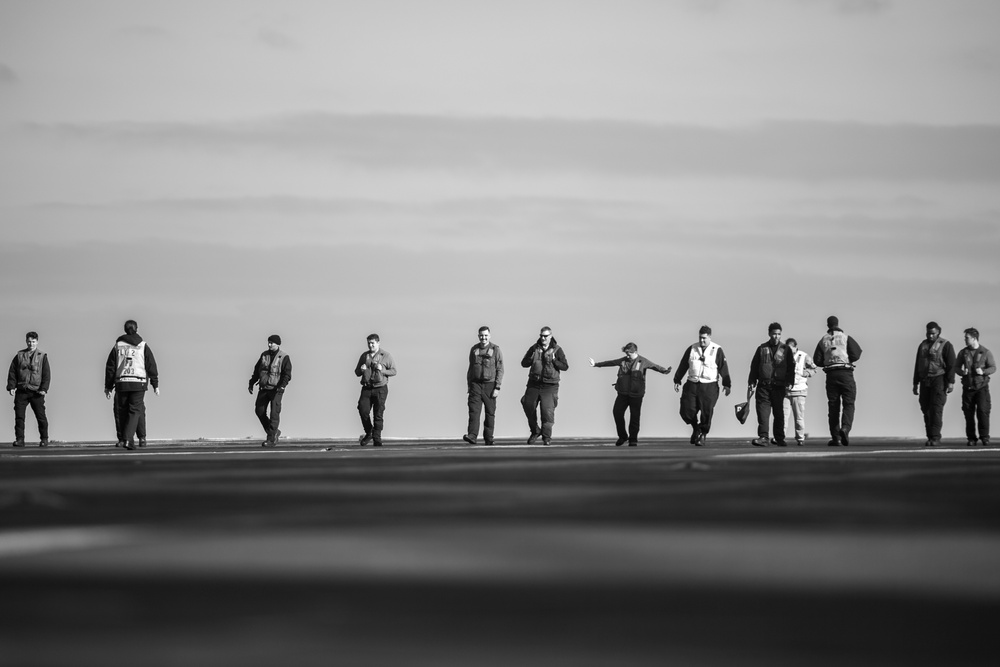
[
  {"left": 15, "top": 349, "right": 45, "bottom": 391},
  {"left": 758, "top": 344, "right": 789, "bottom": 383},
  {"left": 687, "top": 342, "right": 721, "bottom": 383},
  {"left": 470, "top": 344, "right": 499, "bottom": 382},
  {"left": 958, "top": 347, "right": 991, "bottom": 389},
  {"left": 819, "top": 331, "right": 851, "bottom": 369},
  {"left": 360, "top": 351, "right": 391, "bottom": 386},
  {"left": 789, "top": 350, "right": 812, "bottom": 394},
  {"left": 916, "top": 338, "right": 949, "bottom": 379},
  {"left": 115, "top": 341, "right": 148, "bottom": 385},
  {"left": 529, "top": 344, "right": 562, "bottom": 384},
  {"left": 258, "top": 350, "right": 287, "bottom": 389}
]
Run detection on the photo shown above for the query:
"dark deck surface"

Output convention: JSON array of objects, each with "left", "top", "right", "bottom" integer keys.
[{"left": 2, "top": 437, "right": 999, "bottom": 666}]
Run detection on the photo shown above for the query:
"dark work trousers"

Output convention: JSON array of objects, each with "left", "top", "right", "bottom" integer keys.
[
  {"left": 255, "top": 387, "right": 284, "bottom": 437},
  {"left": 116, "top": 389, "right": 146, "bottom": 446},
  {"left": 824, "top": 369, "right": 857, "bottom": 439},
  {"left": 612, "top": 393, "right": 643, "bottom": 444},
  {"left": 679, "top": 381, "right": 720, "bottom": 436},
  {"left": 755, "top": 383, "right": 788, "bottom": 443},
  {"left": 14, "top": 389, "right": 48, "bottom": 441},
  {"left": 962, "top": 385, "right": 991, "bottom": 442},
  {"left": 114, "top": 392, "right": 145, "bottom": 442},
  {"left": 521, "top": 383, "right": 559, "bottom": 439},
  {"left": 358, "top": 385, "right": 389, "bottom": 444},
  {"left": 918, "top": 375, "right": 949, "bottom": 441},
  {"left": 467, "top": 381, "right": 497, "bottom": 442}
]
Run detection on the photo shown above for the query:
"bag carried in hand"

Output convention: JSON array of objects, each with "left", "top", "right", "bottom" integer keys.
[{"left": 734, "top": 387, "right": 753, "bottom": 424}]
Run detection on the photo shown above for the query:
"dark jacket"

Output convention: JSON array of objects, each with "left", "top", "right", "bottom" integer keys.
[
  {"left": 521, "top": 337, "right": 568, "bottom": 385},
  {"left": 594, "top": 354, "right": 670, "bottom": 397},
  {"left": 912, "top": 337, "right": 957, "bottom": 385},
  {"left": 105, "top": 333, "right": 159, "bottom": 393},
  {"left": 249, "top": 350, "right": 292, "bottom": 392},
  {"left": 955, "top": 345, "right": 996, "bottom": 391},
  {"left": 748, "top": 341, "right": 795, "bottom": 387},
  {"left": 7, "top": 348, "right": 51, "bottom": 393},
  {"left": 355, "top": 349, "right": 397, "bottom": 387}
]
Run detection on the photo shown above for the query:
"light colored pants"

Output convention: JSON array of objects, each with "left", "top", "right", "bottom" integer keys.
[{"left": 783, "top": 395, "right": 807, "bottom": 443}]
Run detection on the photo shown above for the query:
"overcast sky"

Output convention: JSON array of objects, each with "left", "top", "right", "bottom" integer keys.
[{"left": 2, "top": 0, "right": 999, "bottom": 442}]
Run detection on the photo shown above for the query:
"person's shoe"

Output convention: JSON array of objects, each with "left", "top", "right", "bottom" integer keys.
[
  {"left": 12, "top": 440, "right": 25, "bottom": 447},
  {"left": 138, "top": 438, "right": 146, "bottom": 448},
  {"left": 751, "top": 437, "right": 769, "bottom": 447},
  {"left": 261, "top": 438, "right": 276, "bottom": 448},
  {"left": 827, "top": 439, "right": 841, "bottom": 447},
  {"left": 373, "top": 441, "right": 383, "bottom": 447},
  {"left": 124, "top": 441, "right": 136, "bottom": 450},
  {"left": 927, "top": 438, "right": 939, "bottom": 447},
  {"left": 274, "top": 429, "right": 281, "bottom": 441},
  {"left": 981, "top": 437, "right": 991, "bottom": 447},
  {"left": 484, "top": 440, "right": 495, "bottom": 446},
  {"left": 627, "top": 442, "right": 637, "bottom": 447},
  {"left": 775, "top": 440, "right": 788, "bottom": 447},
  {"left": 796, "top": 439, "right": 804, "bottom": 446},
  {"left": 527, "top": 433, "right": 540, "bottom": 445},
  {"left": 838, "top": 428, "right": 850, "bottom": 446},
  {"left": 967, "top": 439, "right": 977, "bottom": 447},
  {"left": 359, "top": 433, "right": 373, "bottom": 447},
  {"left": 39, "top": 439, "right": 49, "bottom": 447},
  {"left": 924, "top": 439, "right": 932, "bottom": 447},
  {"left": 689, "top": 428, "right": 700, "bottom": 445},
  {"left": 462, "top": 434, "right": 476, "bottom": 445},
  {"left": 541, "top": 438, "right": 551, "bottom": 446},
  {"left": 697, "top": 433, "right": 707, "bottom": 447},
  {"left": 614, "top": 438, "right": 626, "bottom": 447},
  {"left": 115, "top": 441, "right": 125, "bottom": 448}
]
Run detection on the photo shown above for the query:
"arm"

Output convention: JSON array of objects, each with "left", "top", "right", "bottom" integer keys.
[
  {"left": 644, "top": 357, "right": 672, "bottom": 375},
  {"left": 494, "top": 346, "right": 504, "bottom": 389},
  {"left": 717, "top": 348, "right": 732, "bottom": 391},
  {"left": 380, "top": 352, "right": 397, "bottom": 377},
  {"left": 747, "top": 346, "right": 760, "bottom": 387},
  {"left": 355, "top": 353, "right": 367, "bottom": 377},
  {"left": 847, "top": 336, "right": 863, "bottom": 364},
  {"left": 592, "top": 358, "right": 621, "bottom": 368},
  {"left": 278, "top": 355, "right": 292, "bottom": 389},
  {"left": 982, "top": 350, "right": 997, "bottom": 377},
  {"left": 521, "top": 346, "right": 535, "bottom": 368},
  {"left": 943, "top": 342, "right": 957, "bottom": 387},
  {"left": 553, "top": 347, "right": 569, "bottom": 372},
  {"left": 6, "top": 357, "right": 15, "bottom": 393},
  {"left": 145, "top": 346, "right": 159, "bottom": 393},
  {"left": 813, "top": 341, "right": 825, "bottom": 368},
  {"left": 249, "top": 356, "right": 260, "bottom": 392},
  {"left": 673, "top": 347, "right": 691, "bottom": 386},
  {"left": 105, "top": 348, "right": 117, "bottom": 394},
  {"left": 466, "top": 347, "right": 475, "bottom": 385},
  {"left": 39, "top": 355, "right": 51, "bottom": 394}
]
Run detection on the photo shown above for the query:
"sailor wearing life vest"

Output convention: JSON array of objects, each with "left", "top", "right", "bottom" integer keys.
[
  {"left": 590, "top": 342, "right": 672, "bottom": 447},
  {"left": 464, "top": 326, "right": 504, "bottom": 446},
  {"left": 249, "top": 334, "right": 292, "bottom": 448},
  {"left": 782, "top": 338, "right": 818, "bottom": 446},
  {"left": 747, "top": 323, "right": 795, "bottom": 447},
  {"left": 520, "top": 326, "right": 569, "bottom": 446},
  {"left": 355, "top": 333, "right": 397, "bottom": 447},
  {"left": 911, "top": 322, "right": 957, "bottom": 447},
  {"left": 813, "top": 315, "right": 863, "bottom": 447},
  {"left": 673, "top": 325, "right": 732, "bottom": 446},
  {"left": 7, "top": 331, "right": 51, "bottom": 447},
  {"left": 956, "top": 327, "right": 996, "bottom": 447},
  {"left": 104, "top": 320, "right": 159, "bottom": 450}
]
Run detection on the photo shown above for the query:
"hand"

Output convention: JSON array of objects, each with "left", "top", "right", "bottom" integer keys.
[
  {"left": 39, "top": 390, "right": 46, "bottom": 396},
  {"left": 376, "top": 364, "right": 383, "bottom": 371},
  {"left": 913, "top": 384, "right": 919, "bottom": 396},
  {"left": 947, "top": 384, "right": 954, "bottom": 394},
  {"left": 360, "top": 364, "right": 367, "bottom": 371},
  {"left": 105, "top": 391, "right": 112, "bottom": 400},
  {"left": 724, "top": 386, "right": 731, "bottom": 397},
  {"left": 249, "top": 386, "right": 254, "bottom": 394},
  {"left": 153, "top": 387, "right": 160, "bottom": 396},
  {"left": 975, "top": 368, "right": 984, "bottom": 376},
  {"left": 7, "top": 389, "right": 13, "bottom": 397},
  {"left": 665, "top": 366, "right": 672, "bottom": 374},
  {"left": 491, "top": 388, "right": 500, "bottom": 398},
  {"left": 674, "top": 384, "right": 681, "bottom": 393},
  {"left": 588, "top": 358, "right": 595, "bottom": 367}
]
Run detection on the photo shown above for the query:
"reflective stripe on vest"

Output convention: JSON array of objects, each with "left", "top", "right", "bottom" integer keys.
[
  {"left": 259, "top": 350, "right": 287, "bottom": 389},
  {"left": 820, "top": 331, "right": 851, "bottom": 368},
  {"left": 115, "top": 341, "right": 147, "bottom": 384},
  {"left": 16, "top": 349, "right": 45, "bottom": 391},
  {"left": 687, "top": 342, "right": 720, "bottom": 383}
]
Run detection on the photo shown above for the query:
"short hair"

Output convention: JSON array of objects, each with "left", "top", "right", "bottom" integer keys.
[
  {"left": 124, "top": 320, "right": 138, "bottom": 335},
  {"left": 478, "top": 326, "right": 490, "bottom": 334},
  {"left": 622, "top": 342, "right": 638, "bottom": 354},
  {"left": 698, "top": 325, "right": 712, "bottom": 336},
  {"left": 540, "top": 326, "right": 552, "bottom": 335},
  {"left": 25, "top": 331, "right": 39, "bottom": 340},
  {"left": 786, "top": 337, "right": 798, "bottom": 346},
  {"left": 964, "top": 328, "right": 980, "bottom": 340},
  {"left": 768, "top": 322, "right": 782, "bottom": 333},
  {"left": 926, "top": 321, "right": 941, "bottom": 332},
  {"left": 367, "top": 333, "right": 380, "bottom": 342}
]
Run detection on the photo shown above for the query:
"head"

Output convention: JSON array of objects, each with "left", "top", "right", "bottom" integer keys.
[
  {"left": 698, "top": 325, "right": 712, "bottom": 347},
  {"left": 622, "top": 342, "right": 638, "bottom": 359},
  {"left": 768, "top": 322, "right": 782, "bottom": 345},
  {"left": 478, "top": 326, "right": 491, "bottom": 346},
  {"left": 925, "top": 322, "right": 941, "bottom": 342},
  {"left": 786, "top": 337, "right": 798, "bottom": 352},
  {"left": 267, "top": 334, "right": 281, "bottom": 351},
  {"left": 539, "top": 327, "right": 552, "bottom": 347},
  {"left": 124, "top": 319, "right": 138, "bottom": 336},
  {"left": 25, "top": 332, "right": 39, "bottom": 350},
  {"left": 964, "top": 327, "right": 980, "bottom": 348},
  {"left": 826, "top": 315, "right": 839, "bottom": 331},
  {"left": 367, "top": 333, "right": 381, "bottom": 353}
]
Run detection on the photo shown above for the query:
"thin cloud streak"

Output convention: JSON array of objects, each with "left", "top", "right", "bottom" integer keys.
[{"left": 24, "top": 115, "right": 1000, "bottom": 182}]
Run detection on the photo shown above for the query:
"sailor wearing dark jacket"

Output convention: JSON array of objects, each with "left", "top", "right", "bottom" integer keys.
[
  {"left": 104, "top": 320, "right": 159, "bottom": 450},
  {"left": 590, "top": 342, "right": 671, "bottom": 447},
  {"left": 748, "top": 323, "right": 795, "bottom": 447},
  {"left": 912, "top": 321, "right": 957, "bottom": 447},
  {"left": 673, "top": 325, "right": 732, "bottom": 446},
  {"left": 249, "top": 334, "right": 292, "bottom": 448},
  {"left": 956, "top": 327, "right": 995, "bottom": 447},
  {"left": 7, "top": 331, "right": 51, "bottom": 447},
  {"left": 520, "top": 326, "right": 569, "bottom": 446},
  {"left": 813, "top": 315, "right": 863, "bottom": 447},
  {"left": 464, "top": 326, "right": 504, "bottom": 446},
  {"left": 355, "top": 333, "right": 396, "bottom": 447}
]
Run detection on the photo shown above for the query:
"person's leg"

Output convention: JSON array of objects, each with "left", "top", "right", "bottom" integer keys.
[
  {"left": 481, "top": 382, "right": 497, "bottom": 444},
  {"left": 627, "top": 395, "right": 643, "bottom": 445},
  {"left": 255, "top": 390, "right": 272, "bottom": 434},
  {"left": 976, "top": 386, "right": 991, "bottom": 443},
  {"left": 963, "top": 389, "right": 978, "bottom": 443},
  {"left": 612, "top": 393, "right": 629, "bottom": 445},
  {"left": 122, "top": 391, "right": 144, "bottom": 447},
  {"left": 539, "top": 385, "right": 558, "bottom": 441},
  {"left": 790, "top": 395, "right": 807, "bottom": 443},
  {"left": 826, "top": 374, "right": 842, "bottom": 441},
  {"left": 467, "top": 384, "right": 485, "bottom": 440},
  {"left": 699, "top": 383, "right": 720, "bottom": 436},
  {"left": 769, "top": 384, "right": 787, "bottom": 444},
  {"left": 521, "top": 385, "right": 541, "bottom": 437},
  {"left": 13, "top": 390, "right": 29, "bottom": 443},
  {"left": 840, "top": 374, "right": 857, "bottom": 437},
  {"left": 267, "top": 390, "right": 283, "bottom": 439},
  {"left": 28, "top": 393, "right": 49, "bottom": 441},
  {"left": 358, "top": 388, "right": 374, "bottom": 438},
  {"left": 371, "top": 386, "right": 388, "bottom": 445}
]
